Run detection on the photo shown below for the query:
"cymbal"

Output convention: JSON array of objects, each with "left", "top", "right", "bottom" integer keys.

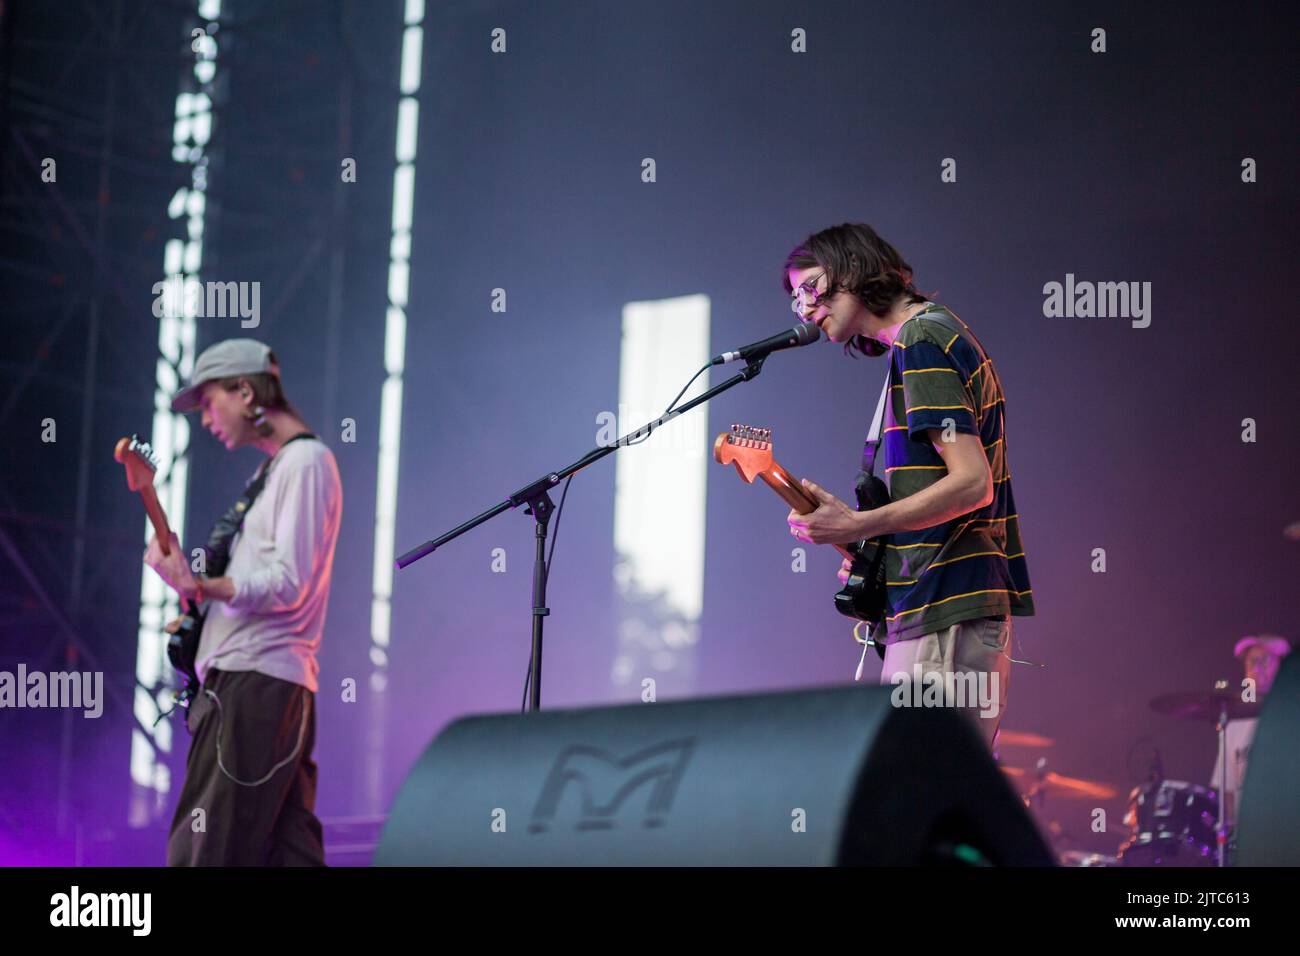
[
  {"left": 995, "top": 729, "right": 1054, "bottom": 748},
  {"left": 1000, "top": 765, "right": 1118, "bottom": 801},
  {"left": 1149, "top": 690, "right": 1261, "bottom": 722}
]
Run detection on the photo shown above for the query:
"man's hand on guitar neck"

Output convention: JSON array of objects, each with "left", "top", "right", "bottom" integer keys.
[
  {"left": 143, "top": 530, "right": 237, "bottom": 606},
  {"left": 144, "top": 532, "right": 209, "bottom": 605},
  {"left": 787, "top": 479, "right": 868, "bottom": 546},
  {"left": 145, "top": 533, "right": 238, "bottom": 605},
  {"left": 788, "top": 431, "right": 995, "bottom": 547},
  {"left": 144, "top": 532, "right": 200, "bottom": 602}
]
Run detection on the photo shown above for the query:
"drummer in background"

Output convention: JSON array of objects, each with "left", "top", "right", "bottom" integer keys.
[{"left": 1210, "top": 634, "right": 1291, "bottom": 823}]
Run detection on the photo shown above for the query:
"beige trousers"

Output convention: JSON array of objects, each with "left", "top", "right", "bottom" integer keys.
[{"left": 879, "top": 616, "right": 1012, "bottom": 749}]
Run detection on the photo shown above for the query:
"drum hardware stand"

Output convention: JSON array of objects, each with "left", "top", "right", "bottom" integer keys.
[{"left": 1213, "top": 679, "right": 1230, "bottom": 868}]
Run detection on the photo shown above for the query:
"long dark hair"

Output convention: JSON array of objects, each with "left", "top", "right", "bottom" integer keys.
[{"left": 782, "top": 222, "right": 933, "bottom": 357}]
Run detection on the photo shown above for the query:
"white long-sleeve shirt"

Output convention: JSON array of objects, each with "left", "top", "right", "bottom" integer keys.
[{"left": 196, "top": 437, "right": 342, "bottom": 692}]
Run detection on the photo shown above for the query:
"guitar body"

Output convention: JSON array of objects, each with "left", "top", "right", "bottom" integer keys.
[
  {"left": 714, "top": 425, "right": 891, "bottom": 656},
  {"left": 832, "top": 471, "right": 891, "bottom": 645},
  {"left": 167, "top": 606, "right": 207, "bottom": 702}
]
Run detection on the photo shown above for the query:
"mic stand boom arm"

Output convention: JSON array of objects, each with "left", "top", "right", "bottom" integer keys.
[{"left": 395, "top": 357, "right": 768, "bottom": 711}]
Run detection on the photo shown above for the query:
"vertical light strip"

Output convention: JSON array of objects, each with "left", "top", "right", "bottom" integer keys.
[
  {"left": 610, "top": 295, "right": 710, "bottom": 691},
  {"left": 129, "top": 0, "right": 222, "bottom": 826},
  {"left": 370, "top": 0, "right": 424, "bottom": 686}
]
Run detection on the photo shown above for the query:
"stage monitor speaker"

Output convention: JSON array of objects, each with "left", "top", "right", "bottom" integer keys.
[
  {"left": 375, "top": 684, "right": 1054, "bottom": 866},
  {"left": 1235, "top": 651, "right": 1300, "bottom": 866}
]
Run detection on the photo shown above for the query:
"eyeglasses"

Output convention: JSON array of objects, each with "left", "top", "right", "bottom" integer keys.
[{"left": 791, "top": 272, "right": 827, "bottom": 319}]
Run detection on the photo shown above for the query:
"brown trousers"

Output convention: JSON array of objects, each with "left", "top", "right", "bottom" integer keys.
[{"left": 167, "top": 668, "right": 325, "bottom": 866}]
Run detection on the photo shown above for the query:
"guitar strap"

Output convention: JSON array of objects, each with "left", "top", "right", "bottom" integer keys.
[
  {"left": 851, "top": 306, "right": 943, "bottom": 678},
  {"left": 201, "top": 432, "right": 317, "bottom": 577},
  {"left": 860, "top": 361, "right": 893, "bottom": 478},
  {"left": 851, "top": 362, "right": 896, "bottom": 678}
]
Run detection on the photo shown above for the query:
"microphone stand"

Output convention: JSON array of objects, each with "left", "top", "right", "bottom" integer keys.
[{"left": 396, "top": 356, "right": 769, "bottom": 711}]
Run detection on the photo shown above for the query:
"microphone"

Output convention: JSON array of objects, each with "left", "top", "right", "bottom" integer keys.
[{"left": 711, "top": 322, "right": 820, "bottom": 365}]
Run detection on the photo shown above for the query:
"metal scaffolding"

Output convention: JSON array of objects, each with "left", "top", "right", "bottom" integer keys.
[{"left": 0, "top": 0, "right": 394, "bottom": 858}]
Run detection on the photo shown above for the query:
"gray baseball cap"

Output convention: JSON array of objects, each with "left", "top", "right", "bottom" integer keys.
[{"left": 171, "top": 338, "right": 279, "bottom": 412}]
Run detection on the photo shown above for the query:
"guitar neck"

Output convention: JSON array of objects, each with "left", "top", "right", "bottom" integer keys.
[
  {"left": 138, "top": 483, "right": 200, "bottom": 612},
  {"left": 139, "top": 483, "right": 174, "bottom": 556},
  {"left": 759, "top": 461, "right": 856, "bottom": 560}
]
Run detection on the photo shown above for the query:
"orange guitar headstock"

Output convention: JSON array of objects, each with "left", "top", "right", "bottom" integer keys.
[
  {"left": 114, "top": 435, "right": 159, "bottom": 492},
  {"left": 713, "top": 423, "right": 775, "bottom": 483}
]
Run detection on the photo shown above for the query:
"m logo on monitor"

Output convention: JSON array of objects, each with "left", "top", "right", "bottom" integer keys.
[{"left": 528, "top": 738, "right": 696, "bottom": 833}]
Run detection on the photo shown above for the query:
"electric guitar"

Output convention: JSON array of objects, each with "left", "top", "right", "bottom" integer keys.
[
  {"left": 713, "top": 424, "right": 890, "bottom": 651},
  {"left": 115, "top": 435, "right": 205, "bottom": 706}
]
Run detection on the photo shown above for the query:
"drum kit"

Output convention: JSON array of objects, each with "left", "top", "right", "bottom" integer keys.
[{"left": 997, "top": 685, "right": 1256, "bottom": 867}]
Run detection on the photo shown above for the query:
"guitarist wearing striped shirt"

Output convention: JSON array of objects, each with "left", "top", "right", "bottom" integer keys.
[{"left": 783, "top": 223, "right": 1034, "bottom": 747}]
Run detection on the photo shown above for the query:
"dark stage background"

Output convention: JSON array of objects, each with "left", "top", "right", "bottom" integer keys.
[{"left": 1, "top": 0, "right": 1296, "bottom": 864}]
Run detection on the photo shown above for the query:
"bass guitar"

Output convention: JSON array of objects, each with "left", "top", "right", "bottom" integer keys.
[{"left": 115, "top": 435, "right": 205, "bottom": 706}]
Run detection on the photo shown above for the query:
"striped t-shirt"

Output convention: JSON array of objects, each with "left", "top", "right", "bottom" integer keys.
[{"left": 874, "top": 305, "right": 1034, "bottom": 643}]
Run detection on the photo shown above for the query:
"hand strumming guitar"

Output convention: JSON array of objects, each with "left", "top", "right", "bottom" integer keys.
[{"left": 837, "top": 557, "right": 853, "bottom": 586}]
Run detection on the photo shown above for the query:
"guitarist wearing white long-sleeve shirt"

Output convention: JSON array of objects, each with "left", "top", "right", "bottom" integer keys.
[{"left": 144, "top": 338, "right": 342, "bottom": 866}]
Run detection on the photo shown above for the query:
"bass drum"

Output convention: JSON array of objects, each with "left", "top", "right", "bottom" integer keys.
[{"left": 1117, "top": 780, "right": 1220, "bottom": 866}]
